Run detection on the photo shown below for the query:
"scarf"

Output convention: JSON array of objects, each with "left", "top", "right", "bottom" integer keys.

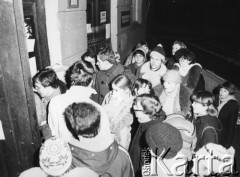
[
  {"left": 160, "top": 84, "right": 181, "bottom": 116},
  {"left": 175, "top": 63, "right": 202, "bottom": 77}
]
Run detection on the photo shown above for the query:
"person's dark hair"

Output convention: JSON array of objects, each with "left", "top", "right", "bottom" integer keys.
[
  {"left": 134, "top": 94, "right": 162, "bottom": 120},
  {"left": 32, "top": 68, "right": 59, "bottom": 89},
  {"left": 132, "top": 78, "right": 153, "bottom": 96},
  {"left": 81, "top": 49, "right": 97, "bottom": 63},
  {"left": 191, "top": 91, "right": 217, "bottom": 116},
  {"left": 65, "top": 60, "right": 94, "bottom": 88},
  {"left": 97, "top": 48, "right": 116, "bottom": 64},
  {"left": 132, "top": 49, "right": 146, "bottom": 59},
  {"left": 64, "top": 102, "right": 101, "bottom": 138},
  {"left": 112, "top": 74, "right": 131, "bottom": 90},
  {"left": 219, "top": 81, "right": 236, "bottom": 95},
  {"left": 174, "top": 48, "right": 196, "bottom": 64},
  {"left": 135, "top": 40, "right": 148, "bottom": 50},
  {"left": 173, "top": 40, "right": 187, "bottom": 49}
]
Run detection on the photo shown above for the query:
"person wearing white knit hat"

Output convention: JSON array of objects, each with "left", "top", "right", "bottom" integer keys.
[{"left": 19, "top": 137, "right": 98, "bottom": 177}]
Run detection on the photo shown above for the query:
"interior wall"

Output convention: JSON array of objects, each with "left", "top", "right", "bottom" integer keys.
[{"left": 45, "top": 0, "right": 87, "bottom": 66}]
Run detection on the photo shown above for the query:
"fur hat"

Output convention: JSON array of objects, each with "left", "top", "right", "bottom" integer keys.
[
  {"left": 39, "top": 137, "right": 72, "bottom": 176},
  {"left": 163, "top": 70, "right": 182, "bottom": 84},
  {"left": 145, "top": 122, "right": 183, "bottom": 159},
  {"left": 151, "top": 44, "right": 165, "bottom": 59},
  {"left": 192, "top": 143, "right": 235, "bottom": 176}
]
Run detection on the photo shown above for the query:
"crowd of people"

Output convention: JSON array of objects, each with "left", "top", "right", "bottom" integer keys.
[{"left": 20, "top": 40, "right": 239, "bottom": 177}]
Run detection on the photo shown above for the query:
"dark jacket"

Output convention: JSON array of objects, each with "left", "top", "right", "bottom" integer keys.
[
  {"left": 70, "top": 140, "right": 134, "bottom": 177},
  {"left": 214, "top": 98, "right": 239, "bottom": 148},
  {"left": 193, "top": 115, "right": 222, "bottom": 151},
  {"left": 95, "top": 63, "right": 136, "bottom": 104},
  {"left": 173, "top": 64, "right": 205, "bottom": 93},
  {"left": 165, "top": 57, "right": 175, "bottom": 70},
  {"left": 127, "top": 63, "right": 142, "bottom": 78},
  {"left": 153, "top": 84, "right": 193, "bottom": 116},
  {"left": 129, "top": 113, "right": 165, "bottom": 176}
]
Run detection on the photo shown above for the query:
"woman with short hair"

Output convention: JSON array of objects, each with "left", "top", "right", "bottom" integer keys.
[
  {"left": 191, "top": 91, "right": 222, "bottom": 151},
  {"left": 214, "top": 81, "right": 239, "bottom": 148},
  {"left": 129, "top": 94, "right": 165, "bottom": 176}
]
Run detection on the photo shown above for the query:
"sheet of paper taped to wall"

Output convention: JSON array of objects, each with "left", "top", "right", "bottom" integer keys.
[{"left": 0, "top": 121, "right": 5, "bottom": 140}]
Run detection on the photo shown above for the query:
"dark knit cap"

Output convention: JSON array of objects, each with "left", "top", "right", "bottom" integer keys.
[
  {"left": 152, "top": 44, "right": 165, "bottom": 58},
  {"left": 145, "top": 122, "right": 183, "bottom": 159}
]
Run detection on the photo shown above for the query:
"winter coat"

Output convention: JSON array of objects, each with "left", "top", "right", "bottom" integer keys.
[
  {"left": 94, "top": 63, "right": 136, "bottom": 104},
  {"left": 165, "top": 56, "right": 175, "bottom": 70},
  {"left": 214, "top": 96, "right": 239, "bottom": 148},
  {"left": 129, "top": 114, "right": 165, "bottom": 176},
  {"left": 153, "top": 84, "right": 192, "bottom": 116},
  {"left": 48, "top": 86, "right": 97, "bottom": 142},
  {"left": 173, "top": 63, "right": 205, "bottom": 92},
  {"left": 193, "top": 115, "right": 222, "bottom": 151},
  {"left": 102, "top": 91, "right": 134, "bottom": 150},
  {"left": 127, "top": 62, "right": 143, "bottom": 78},
  {"left": 69, "top": 139, "right": 134, "bottom": 177}
]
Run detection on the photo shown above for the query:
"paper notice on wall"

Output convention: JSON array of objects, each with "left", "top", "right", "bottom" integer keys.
[
  {"left": 87, "top": 24, "right": 92, "bottom": 33},
  {"left": 0, "top": 121, "right": 5, "bottom": 140},
  {"left": 106, "top": 23, "right": 110, "bottom": 39},
  {"left": 100, "top": 11, "right": 106, "bottom": 23}
]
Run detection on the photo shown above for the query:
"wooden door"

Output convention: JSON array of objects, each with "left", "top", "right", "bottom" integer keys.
[{"left": 0, "top": 0, "right": 41, "bottom": 176}]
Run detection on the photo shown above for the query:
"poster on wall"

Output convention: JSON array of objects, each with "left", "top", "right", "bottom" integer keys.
[
  {"left": 100, "top": 11, "right": 107, "bottom": 23},
  {"left": 121, "top": 11, "right": 130, "bottom": 28}
]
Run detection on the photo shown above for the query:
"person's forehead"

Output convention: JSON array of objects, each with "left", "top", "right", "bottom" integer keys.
[
  {"left": 112, "top": 83, "right": 122, "bottom": 91},
  {"left": 173, "top": 44, "right": 181, "bottom": 48},
  {"left": 150, "top": 52, "right": 164, "bottom": 60},
  {"left": 35, "top": 81, "right": 44, "bottom": 88}
]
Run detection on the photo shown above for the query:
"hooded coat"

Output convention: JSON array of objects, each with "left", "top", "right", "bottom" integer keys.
[{"left": 68, "top": 102, "right": 134, "bottom": 177}]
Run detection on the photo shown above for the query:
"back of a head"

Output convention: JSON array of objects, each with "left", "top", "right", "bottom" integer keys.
[
  {"left": 81, "top": 49, "right": 96, "bottom": 61},
  {"left": 64, "top": 102, "right": 101, "bottom": 138},
  {"left": 32, "top": 68, "right": 59, "bottom": 89},
  {"left": 97, "top": 48, "right": 116, "bottom": 64},
  {"left": 132, "top": 78, "right": 152, "bottom": 96},
  {"left": 163, "top": 70, "right": 182, "bottom": 84},
  {"left": 135, "top": 94, "right": 162, "bottom": 120},
  {"left": 112, "top": 74, "right": 131, "bottom": 90},
  {"left": 65, "top": 60, "right": 94, "bottom": 88}
]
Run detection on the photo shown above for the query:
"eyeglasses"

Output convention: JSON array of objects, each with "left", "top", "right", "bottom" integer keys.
[{"left": 134, "top": 109, "right": 144, "bottom": 112}]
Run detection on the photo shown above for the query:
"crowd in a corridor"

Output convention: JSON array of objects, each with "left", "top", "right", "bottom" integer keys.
[{"left": 20, "top": 40, "right": 239, "bottom": 177}]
